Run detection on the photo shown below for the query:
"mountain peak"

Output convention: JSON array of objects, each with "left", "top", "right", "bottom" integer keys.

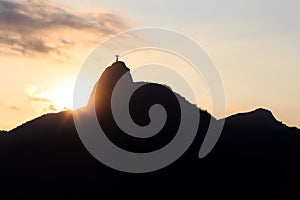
[
  {"left": 252, "top": 108, "right": 272, "bottom": 113},
  {"left": 230, "top": 107, "right": 275, "bottom": 120},
  {"left": 87, "top": 61, "right": 131, "bottom": 108},
  {"left": 111, "top": 61, "right": 128, "bottom": 67},
  {"left": 226, "top": 107, "right": 282, "bottom": 130},
  {"left": 250, "top": 108, "right": 274, "bottom": 117},
  {"left": 109, "top": 61, "right": 129, "bottom": 72},
  {"left": 99, "top": 61, "right": 131, "bottom": 85}
]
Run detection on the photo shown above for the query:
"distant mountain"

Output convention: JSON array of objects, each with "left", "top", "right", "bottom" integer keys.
[
  {"left": 226, "top": 108, "right": 285, "bottom": 130},
  {"left": 0, "top": 61, "right": 300, "bottom": 199}
]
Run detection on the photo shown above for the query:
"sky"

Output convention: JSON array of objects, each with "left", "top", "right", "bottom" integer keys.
[{"left": 0, "top": 0, "right": 299, "bottom": 130}]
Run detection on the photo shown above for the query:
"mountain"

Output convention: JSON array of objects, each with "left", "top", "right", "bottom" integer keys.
[
  {"left": 226, "top": 108, "right": 285, "bottom": 130},
  {"left": 1, "top": 61, "right": 300, "bottom": 199}
]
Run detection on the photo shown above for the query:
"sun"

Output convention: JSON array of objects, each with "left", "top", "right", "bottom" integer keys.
[{"left": 49, "top": 82, "right": 74, "bottom": 111}]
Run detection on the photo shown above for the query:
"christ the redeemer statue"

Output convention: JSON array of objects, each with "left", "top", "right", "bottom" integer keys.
[{"left": 115, "top": 55, "right": 119, "bottom": 62}]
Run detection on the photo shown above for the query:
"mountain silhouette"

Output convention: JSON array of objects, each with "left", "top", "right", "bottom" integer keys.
[{"left": 1, "top": 61, "right": 300, "bottom": 199}]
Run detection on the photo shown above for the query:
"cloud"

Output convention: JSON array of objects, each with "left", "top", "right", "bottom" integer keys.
[
  {"left": 8, "top": 105, "right": 21, "bottom": 111},
  {"left": 25, "top": 84, "right": 57, "bottom": 113},
  {"left": 0, "top": 0, "right": 127, "bottom": 56},
  {"left": 47, "top": 104, "right": 58, "bottom": 112},
  {"left": 25, "top": 84, "right": 71, "bottom": 114},
  {"left": 29, "top": 97, "right": 52, "bottom": 103}
]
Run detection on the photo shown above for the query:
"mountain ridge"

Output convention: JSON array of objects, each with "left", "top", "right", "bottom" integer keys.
[
  {"left": 3, "top": 61, "right": 297, "bottom": 132},
  {"left": 4, "top": 107, "right": 297, "bottom": 133},
  {"left": 225, "top": 107, "right": 298, "bottom": 131},
  {"left": 0, "top": 61, "right": 300, "bottom": 199},
  {"left": 4, "top": 107, "right": 293, "bottom": 133}
]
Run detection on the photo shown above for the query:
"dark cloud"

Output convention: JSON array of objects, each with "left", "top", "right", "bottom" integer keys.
[
  {"left": 0, "top": 0, "right": 19, "bottom": 10},
  {"left": 0, "top": 0, "right": 127, "bottom": 55},
  {"left": 9, "top": 105, "right": 21, "bottom": 111}
]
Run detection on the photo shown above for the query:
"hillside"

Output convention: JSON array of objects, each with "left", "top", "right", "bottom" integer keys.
[{"left": 0, "top": 61, "right": 299, "bottom": 199}]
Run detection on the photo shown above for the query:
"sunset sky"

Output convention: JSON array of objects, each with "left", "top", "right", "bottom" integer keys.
[{"left": 0, "top": 0, "right": 299, "bottom": 130}]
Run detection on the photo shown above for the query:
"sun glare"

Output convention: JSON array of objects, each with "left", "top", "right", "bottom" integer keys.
[{"left": 49, "top": 82, "right": 74, "bottom": 111}]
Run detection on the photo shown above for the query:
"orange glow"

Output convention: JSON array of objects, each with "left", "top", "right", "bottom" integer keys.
[{"left": 49, "top": 82, "right": 74, "bottom": 111}]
